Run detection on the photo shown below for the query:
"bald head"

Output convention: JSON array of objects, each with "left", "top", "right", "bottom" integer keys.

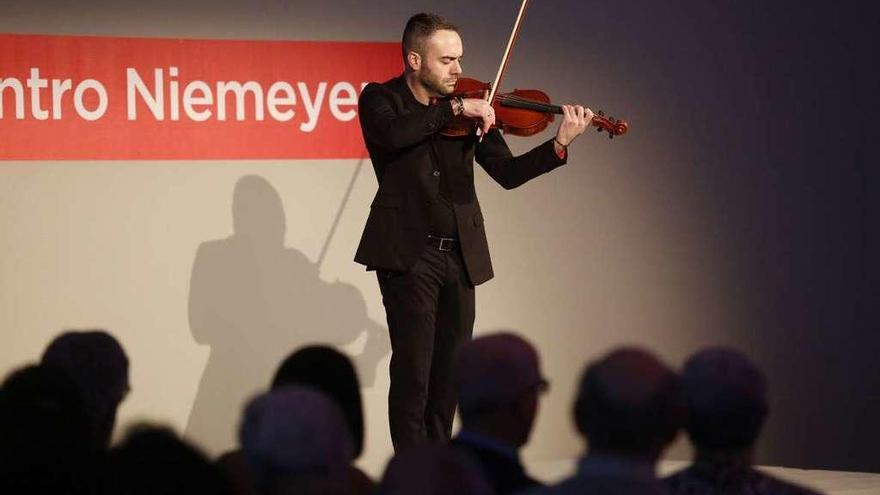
[
  {"left": 575, "top": 347, "right": 682, "bottom": 458},
  {"left": 455, "top": 333, "right": 545, "bottom": 418},
  {"left": 240, "top": 386, "right": 353, "bottom": 488}
]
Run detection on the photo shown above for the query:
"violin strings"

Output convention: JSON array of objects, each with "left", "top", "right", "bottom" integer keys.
[{"left": 497, "top": 94, "right": 562, "bottom": 113}]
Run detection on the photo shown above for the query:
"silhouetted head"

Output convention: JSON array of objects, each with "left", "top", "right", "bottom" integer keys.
[
  {"left": 377, "top": 444, "right": 491, "bottom": 495},
  {"left": 240, "top": 386, "right": 353, "bottom": 492},
  {"left": 574, "top": 347, "right": 683, "bottom": 461},
  {"left": 232, "top": 175, "right": 286, "bottom": 246},
  {"left": 0, "top": 364, "right": 93, "bottom": 491},
  {"left": 454, "top": 332, "right": 547, "bottom": 447},
  {"left": 41, "top": 329, "right": 129, "bottom": 450},
  {"left": 271, "top": 345, "right": 364, "bottom": 458},
  {"left": 681, "top": 347, "right": 768, "bottom": 455},
  {"left": 106, "top": 424, "right": 225, "bottom": 495}
]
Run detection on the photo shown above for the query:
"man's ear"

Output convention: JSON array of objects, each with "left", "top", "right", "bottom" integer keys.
[{"left": 406, "top": 51, "right": 421, "bottom": 72}]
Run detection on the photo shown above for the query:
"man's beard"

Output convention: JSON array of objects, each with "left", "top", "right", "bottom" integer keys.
[{"left": 419, "top": 68, "right": 456, "bottom": 96}]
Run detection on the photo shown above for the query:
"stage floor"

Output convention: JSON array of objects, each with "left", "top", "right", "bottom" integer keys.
[{"left": 530, "top": 460, "right": 880, "bottom": 495}]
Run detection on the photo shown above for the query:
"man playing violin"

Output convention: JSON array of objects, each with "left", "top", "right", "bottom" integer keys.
[{"left": 356, "top": 12, "right": 591, "bottom": 451}]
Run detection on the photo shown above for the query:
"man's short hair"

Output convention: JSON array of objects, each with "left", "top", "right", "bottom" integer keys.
[
  {"left": 41, "top": 330, "right": 129, "bottom": 404},
  {"left": 681, "top": 347, "right": 768, "bottom": 452},
  {"left": 574, "top": 347, "right": 682, "bottom": 456},
  {"left": 402, "top": 13, "right": 459, "bottom": 60},
  {"left": 41, "top": 329, "right": 129, "bottom": 450}
]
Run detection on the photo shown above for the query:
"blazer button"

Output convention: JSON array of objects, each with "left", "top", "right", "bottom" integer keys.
[{"left": 432, "top": 170, "right": 441, "bottom": 177}]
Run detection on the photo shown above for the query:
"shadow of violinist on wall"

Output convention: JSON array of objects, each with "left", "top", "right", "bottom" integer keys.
[{"left": 185, "top": 174, "right": 387, "bottom": 455}]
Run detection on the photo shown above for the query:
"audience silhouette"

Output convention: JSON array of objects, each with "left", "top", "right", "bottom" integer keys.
[
  {"left": 452, "top": 332, "right": 548, "bottom": 494},
  {"left": 0, "top": 327, "right": 832, "bottom": 494},
  {"left": 104, "top": 424, "right": 226, "bottom": 495},
  {"left": 41, "top": 329, "right": 130, "bottom": 451},
  {"left": 376, "top": 443, "right": 492, "bottom": 495},
  {"left": 239, "top": 386, "right": 354, "bottom": 495},
  {"left": 665, "top": 347, "right": 824, "bottom": 495},
  {"left": 0, "top": 364, "right": 96, "bottom": 494},
  {"left": 527, "top": 347, "right": 683, "bottom": 495},
  {"left": 271, "top": 345, "right": 366, "bottom": 458},
  {"left": 217, "top": 345, "right": 374, "bottom": 495}
]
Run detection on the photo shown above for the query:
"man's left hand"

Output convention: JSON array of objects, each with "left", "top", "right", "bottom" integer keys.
[{"left": 555, "top": 105, "right": 593, "bottom": 147}]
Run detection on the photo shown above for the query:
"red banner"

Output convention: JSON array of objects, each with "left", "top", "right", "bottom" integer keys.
[{"left": 0, "top": 34, "right": 400, "bottom": 160}]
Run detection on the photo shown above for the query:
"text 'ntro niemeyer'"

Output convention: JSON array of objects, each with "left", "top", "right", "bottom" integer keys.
[{"left": 0, "top": 67, "right": 369, "bottom": 132}]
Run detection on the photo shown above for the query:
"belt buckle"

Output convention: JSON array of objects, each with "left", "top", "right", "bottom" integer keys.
[{"left": 438, "top": 238, "right": 454, "bottom": 252}]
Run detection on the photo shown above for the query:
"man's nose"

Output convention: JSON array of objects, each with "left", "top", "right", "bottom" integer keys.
[{"left": 451, "top": 60, "right": 462, "bottom": 75}]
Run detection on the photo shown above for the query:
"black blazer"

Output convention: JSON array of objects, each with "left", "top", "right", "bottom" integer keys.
[{"left": 355, "top": 74, "right": 566, "bottom": 285}]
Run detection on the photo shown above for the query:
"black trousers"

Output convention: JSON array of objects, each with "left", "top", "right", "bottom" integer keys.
[{"left": 377, "top": 244, "right": 475, "bottom": 451}]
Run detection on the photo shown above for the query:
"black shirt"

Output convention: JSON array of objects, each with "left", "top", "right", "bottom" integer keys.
[{"left": 397, "top": 85, "right": 461, "bottom": 237}]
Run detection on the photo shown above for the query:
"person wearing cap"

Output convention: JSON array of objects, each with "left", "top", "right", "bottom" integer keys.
[{"left": 451, "top": 332, "right": 549, "bottom": 494}]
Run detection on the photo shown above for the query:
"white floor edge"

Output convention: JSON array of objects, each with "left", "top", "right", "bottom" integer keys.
[{"left": 528, "top": 459, "right": 880, "bottom": 495}]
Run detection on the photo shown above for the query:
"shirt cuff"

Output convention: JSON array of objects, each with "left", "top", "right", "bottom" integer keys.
[
  {"left": 544, "top": 138, "right": 567, "bottom": 168},
  {"left": 555, "top": 145, "right": 567, "bottom": 160}
]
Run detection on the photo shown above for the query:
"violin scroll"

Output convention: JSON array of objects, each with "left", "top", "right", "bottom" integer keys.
[{"left": 593, "top": 110, "right": 629, "bottom": 139}]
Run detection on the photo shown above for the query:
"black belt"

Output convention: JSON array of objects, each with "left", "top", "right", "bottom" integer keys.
[{"left": 427, "top": 234, "right": 458, "bottom": 252}]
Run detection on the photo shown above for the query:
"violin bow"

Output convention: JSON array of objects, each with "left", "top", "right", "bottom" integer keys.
[
  {"left": 317, "top": 156, "right": 365, "bottom": 268},
  {"left": 486, "top": 0, "right": 531, "bottom": 107},
  {"left": 484, "top": 0, "right": 629, "bottom": 140}
]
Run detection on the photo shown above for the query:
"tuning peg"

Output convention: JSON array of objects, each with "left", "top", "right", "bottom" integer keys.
[
  {"left": 609, "top": 133, "right": 614, "bottom": 140},
  {"left": 597, "top": 110, "right": 605, "bottom": 116},
  {"left": 596, "top": 127, "right": 604, "bottom": 133}
]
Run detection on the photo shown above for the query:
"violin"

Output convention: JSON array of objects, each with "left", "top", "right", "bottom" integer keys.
[
  {"left": 437, "top": 77, "right": 629, "bottom": 139},
  {"left": 435, "top": 0, "right": 629, "bottom": 141}
]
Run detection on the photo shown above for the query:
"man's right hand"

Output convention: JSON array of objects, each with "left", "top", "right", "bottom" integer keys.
[{"left": 461, "top": 98, "right": 496, "bottom": 135}]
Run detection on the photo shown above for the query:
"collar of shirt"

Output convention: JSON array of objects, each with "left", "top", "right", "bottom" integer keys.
[{"left": 456, "top": 429, "right": 520, "bottom": 462}]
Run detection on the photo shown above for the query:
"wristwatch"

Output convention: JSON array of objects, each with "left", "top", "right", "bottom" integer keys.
[{"left": 451, "top": 97, "right": 464, "bottom": 115}]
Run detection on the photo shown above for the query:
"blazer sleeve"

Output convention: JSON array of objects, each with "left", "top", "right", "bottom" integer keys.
[
  {"left": 358, "top": 83, "right": 456, "bottom": 151},
  {"left": 474, "top": 129, "right": 568, "bottom": 190}
]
